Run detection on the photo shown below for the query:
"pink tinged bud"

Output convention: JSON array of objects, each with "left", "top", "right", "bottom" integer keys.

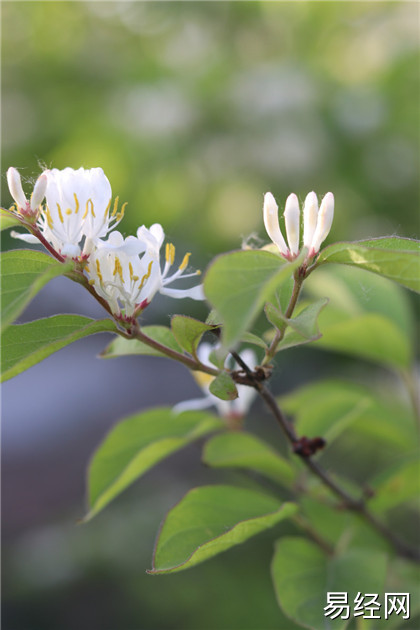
[
  {"left": 7, "top": 167, "right": 27, "bottom": 210},
  {"left": 284, "top": 193, "right": 300, "bottom": 256},
  {"left": 310, "top": 192, "right": 334, "bottom": 255},
  {"left": 303, "top": 191, "right": 318, "bottom": 248},
  {"left": 30, "top": 173, "right": 47, "bottom": 211},
  {"left": 263, "top": 192, "right": 289, "bottom": 256}
]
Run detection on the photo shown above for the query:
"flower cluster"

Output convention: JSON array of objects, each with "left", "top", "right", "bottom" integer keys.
[
  {"left": 263, "top": 191, "right": 334, "bottom": 260},
  {"left": 7, "top": 167, "right": 203, "bottom": 318}
]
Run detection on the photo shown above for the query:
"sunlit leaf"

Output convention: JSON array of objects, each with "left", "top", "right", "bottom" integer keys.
[
  {"left": 1, "top": 315, "right": 118, "bottom": 382},
  {"left": 317, "top": 237, "right": 420, "bottom": 293},
  {"left": 0, "top": 209, "right": 21, "bottom": 231},
  {"left": 85, "top": 409, "right": 223, "bottom": 521},
  {"left": 271, "top": 537, "right": 387, "bottom": 630},
  {"left": 1, "top": 249, "right": 72, "bottom": 331},
  {"left": 202, "top": 432, "right": 295, "bottom": 487},
  {"left": 149, "top": 485, "right": 297, "bottom": 574},
  {"left": 171, "top": 315, "right": 216, "bottom": 355},
  {"left": 204, "top": 250, "right": 303, "bottom": 349},
  {"left": 101, "top": 325, "right": 183, "bottom": 358}
]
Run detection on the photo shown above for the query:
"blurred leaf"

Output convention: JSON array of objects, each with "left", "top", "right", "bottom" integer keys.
[
  {"left": 305, "top": 266, "right": 414, "bottom": 368},
  {"left": 0, "top": 209, "right": 21, "bottom": 231},
  {"left": 241, "top": 332, "right": 268, "bottom": 350},
  {"left": 204, "top": 250, "right": 303, "bottom": 349},
  {"left": 1, "top": 315, "right": 118, "bottom": 382},
  {"left": 266, "top": 298, "right": 329, "bottom": 352},
  {"left": 317, "top": 237, "right": 420, "bottom": 293},
  {"left": 209, "top": 371, "right": 238, "bottom": 401},
  {"left": 370, "top": 456, "right": 420, "bottom": 513},
  {"left": 149, "top": 485, "right": 297, "bottom": 574},
  {"left": 271, "top": 537, "right": 387, "bottom": 630},
  {"left": 101, "top": 325, "right": 183, "bottom": 358},
  {"left": 171, "top": 315, "right": 216, "bottom": 356},
  {"left": 280, "top": 380, "right": 416, "bottom": 452},
  {"left": 1, "top": 249, "right": 72, "bottom": 331},
  {"left": 202, "top": 432, "right": 295, "bottom": 487},
  {"left": 86, "top": 409, "right": 223, "bottom": 521}
]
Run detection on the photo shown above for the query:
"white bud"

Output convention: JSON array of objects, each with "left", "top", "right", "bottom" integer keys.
[
  {"left": 303, "top": 191, "right": 318, "bottom": 249},
  {"left": 309, "top": 192, "right": 334, "bottom": 255},
  {"left": 284, "top": 193, "right": 300, "bottom": 256},
  {"left": 263, "top": 192, "right": 289, "bottom": 256},
  {"left": 7, "top": 167, "right": 27, "bottom": 210},
  {"left": 30, "top": 172, "right": 48, "bottom": 211}
]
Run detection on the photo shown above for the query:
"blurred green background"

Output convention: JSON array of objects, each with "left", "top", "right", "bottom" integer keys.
[{"left": 2, "top": 2, "right": 419, "bottom": 629}]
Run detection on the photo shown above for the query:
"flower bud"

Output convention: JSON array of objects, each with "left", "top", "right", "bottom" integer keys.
[
  {"left": 30, "top": 172, "right": 48, "bottom": 211},
  {"left": 7, "top": 167, "right": 27, "bottom": 210},
  {"left": 284, "top": 193, "right": 300, "bottom": 256},
  {"left": 303, "top": 191, "right": 318, "bottom": 249},
  {"left": 263, "top": 192, "right": 289, "bottom": 257},
  {"left": 310, "top": 192, "right": 334, "bottom": 255}
]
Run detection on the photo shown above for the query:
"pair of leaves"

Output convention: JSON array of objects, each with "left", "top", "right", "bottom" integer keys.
[{"left": 265, "top": 298, "right": 329, "bottom": 351}]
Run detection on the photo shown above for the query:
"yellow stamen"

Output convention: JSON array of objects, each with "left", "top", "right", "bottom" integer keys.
[
  {"left": 95, "top": 259, "right": 103, "bottom": 283},
  {"left": 129, "top": 262, "right": 134, "bottom": 279},
  {"left": 103, "top": 198, "right": 111, "bottom": 219},
  {"left": 56, "top": 203, "right": 64, "bottom": 223},
  {"left": 165, "top": 243, "right": 175, "bottom": 265},
  {"left": 112, "top": 196, "right": 119, "bottom": 217},
  {"left": 138, "top": 260, "right": 153, "bottom": 292},
  {"left": 74, "top": 193, "right": 80, "bottom": 214},
  {"left": 179, "top": 252, "right": 191, "bottom": 271},
  {"left": 118, "top": 202, "right": 127, "bottom": 220},
  {"left": 65, "top": 208, "right": 72, "bottom": 215},
  {"left": 113, "top": 256, "right": 124, "bottom": 282},
  {"left": 85, "top": 265, "right": 90, "bottom": 272},
  {"left": 88, "top": 198, "right": 95, "bottom": 218},
  {"left": 44, "top": 205, "right": 53, "bottom": 229}
]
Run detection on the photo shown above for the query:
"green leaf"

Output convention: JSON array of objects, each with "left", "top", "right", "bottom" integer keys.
[
  {"left": 149, "top": 485, "right": 297, "bottom": 574},
  {"left": 171, "top": 315, "right": 216, "bottom": 355},
  {"left": 202, "top": 432, "right": 295, "bottom": 487},
  {"left": 305, "top": 266, "right": 414, "bottom": 368},
  {"left": 1, "top": 315, "right": 118, "bottom": 382},
  {"left": 317, "top": 237, "right": 420, "bottom": 293},
  {"left": 241, "top": 332, "right": 268, "bottom": 350},
  {"left": 271, "top": 537, "right": 387, "bottom": 630},
  {"left": 209, "top": 371, "right": 238, "bottom": 401},
  {"left": 369, "top": 456, "right": 420, "bottom": 513},
  {"left": 100, "top": 325, "right": 183, "bottom": 358},
  {"left": 265, "top": 298, "right": 329, "bottom": 352},
  {"left": 85, "top": 409, "right": 223, "bottom": 521},
  {"left": 0, "top": 209, "right": 21, "bottom": 231},
  {"left": 204, "top": 249, "right": 303, "bottom": 349},
  {"left": 1, "top": 249, "right": 72, "bottom": 331}
]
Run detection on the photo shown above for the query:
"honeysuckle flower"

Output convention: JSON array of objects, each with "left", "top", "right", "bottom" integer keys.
[
  {"left": 263, "top": 191, "right": 334, "bottom": 261},
  {"left": 173, "top": 343, "right": 258, "bottom": 419},
  {"left": 6, "top": 167, "right": 47, "bottom": 220},
  {"left": 86, "top": 224, "right": 203, "bottom": 318},
  {"left": 11, "top": 167, "right": 124, "bottom": 259}
]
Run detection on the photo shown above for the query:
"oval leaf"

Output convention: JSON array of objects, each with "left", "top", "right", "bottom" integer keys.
[
  {"left": 317, "top": 237, "right": 420, "bottom": 293},
  {"left": 85, "top": 409, "right": 223, "bottom": 521},
  {"left": 1, "top": 315, "right": 118, "bottom": 382},
  {"left": 204, "top": 250, "right": 303, "bottom": 349},
  {"left": 1, "top": 249, "right": 72, "bottom": 331},
  {"left": 101, "top": 325, "right": 183, "bottom": 358},
  {"left": 171, "top": 315, "right": 216, "bottom": 355},
  {"left": 0, "top": 209, "right": 21, "bottom": 231},
  {"left": 209, "top": 370, "right": 238, "bottom": 401},
  {"left": 202, "top": 432, "right": 295, "bottom": 486},
  {"left": 149, "top": 485, "right": 297, "bottom": 574},
  {"left": 271, "top": 537, "right": 387, "bottom": 630}
]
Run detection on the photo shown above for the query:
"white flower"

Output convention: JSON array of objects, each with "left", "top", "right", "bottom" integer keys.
[
  {"left": 6, "top": 167, "right": 47, "bottom": 218},
  {"left": 173, "top": 343, "right": 258, "bottom": 419},
  {"left": 263, "top": 190, "right": 334, "bottom": 260},
  {"left": 11, "top": 167, "right": 123, "bottom": 258},
  {"left": 86, "top": 224, "right": 203, "bottom": 318}
]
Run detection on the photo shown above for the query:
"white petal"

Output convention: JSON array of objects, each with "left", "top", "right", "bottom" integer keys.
[
  {"left": 263, "top": 193, "right": 289, "bottom": 256},
  {"left": 303, "top": 191, "right": 318, "bottom": 248},
  {"left": 284, "top": 193, "right": 300, "bottom": 256},
  {"left": 30, "top": 173, "right": 47, "bottom": 211},
  {"left": 172, "top": 396, "right": 215, "bottom": 415},
  {"left": 309, "top": 192, "right": 334, "bottom": 255},
  {"left": 7, "top": 168, "right": 27, "bottom": 209},
  {"left": 160, "top": 284, "right": 205, "bottom": 300},
  {"left": 61, "top": 243, "right": 81, "bottom": 258},
  {"left": 10, "top": 231, "right": 41, "bottom": 244}
]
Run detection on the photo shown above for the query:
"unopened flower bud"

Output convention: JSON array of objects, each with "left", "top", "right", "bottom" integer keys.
[
  {"left": 303, "top": 191, "right": 318, "bottom": 249},
  {"left": 263, "top": 192, "right": 289, "bottom": 257},
  {"left": 7, "top": 167, "right": 27, "bottom": 210},
  {"left": 309, "top": 192, "right": 334, "bottom": 255},
  {"left": 284, "top": 193, "right": 300, "bottom": 256},
  {"left": 30, "top": 172, "right": 47, "bottom": 211}
]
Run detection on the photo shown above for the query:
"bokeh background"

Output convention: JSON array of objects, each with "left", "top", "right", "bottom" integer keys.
[{"left": 2, "top": 2, "right": 419, "bottom": 629}]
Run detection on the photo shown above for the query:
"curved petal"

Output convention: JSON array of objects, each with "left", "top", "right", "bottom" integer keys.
[
  {"left": 160, "top": 284, "right": 205, "bottom": 300},
  {"left": 10, "top": 231, "right": 41, "bottom": 244}
]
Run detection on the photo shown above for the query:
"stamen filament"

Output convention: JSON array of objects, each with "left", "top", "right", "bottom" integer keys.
[
  {"left": 74, "top": 193, "right": 80, "bottom": 214},
  {"left": 138, "top": 260, "right": 154, "bottom": 292},
  {"left": 56, "top": 203, "right": 64, "bottom": 223}
]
